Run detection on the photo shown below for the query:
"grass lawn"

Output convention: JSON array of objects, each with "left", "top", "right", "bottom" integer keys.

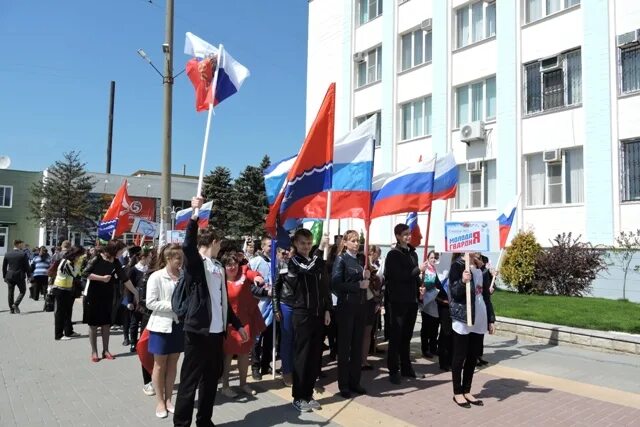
[{"left": 491, "top": 290, "right": 640, "bottom": 334}]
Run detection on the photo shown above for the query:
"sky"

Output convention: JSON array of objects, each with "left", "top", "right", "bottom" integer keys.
[{"left": 0, "top": 0, "right": 309, "bottom": 177}]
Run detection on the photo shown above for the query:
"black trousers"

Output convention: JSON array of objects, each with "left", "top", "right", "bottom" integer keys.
[
  {"left": 438, "top": 306, "right": 453, "bottom": 369},
  {"left": 326, "top": 309, "right": 338, "bottom": 357},
  {"left": 451, "top": 331, "right": 483, "bottom": 395},
  {"left": 7, "top": 279, "right": 26, "bottom": 309},
  {"left": 54, "top": 289, "right": 75, "bottom": 339},
  {"left": 129, "top": 311, "right": 145, "bottom": 345},
  {"left": 336, "top": 302, "right": 365, "bottom": 392},
  {"left": 251, "top": 322, "right": 274, "bottom": 374},
  {"left": 174, "top": 332, "right": 224, "bottom": 427},
  {"left": 387, "top": 302, "right": 418, "bottom": 375},
  {"left": 30, "top": 276, "right": 47, "bottom": 301},
  {"left": 292, "top": 311, "right": 324, "bottom": 401},
  {"left": 420, "top": 312, "right": 439, "bottom": 356}
]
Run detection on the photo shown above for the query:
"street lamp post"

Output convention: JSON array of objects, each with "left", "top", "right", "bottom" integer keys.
[{"left": 54, "top": 219, "right": 60, "bottom": 247}]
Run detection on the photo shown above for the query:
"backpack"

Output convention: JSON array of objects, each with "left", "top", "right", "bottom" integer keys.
[
  {"left": 47, "top": 259, "right": 61, "bottom": 279},
  {"left": 171, "top": 270, "right": 191, "bottom": 319}
]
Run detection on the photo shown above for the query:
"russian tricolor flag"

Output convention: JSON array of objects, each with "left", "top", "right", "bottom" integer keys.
[
  {"left": 184, "top": 32, "right": 250, "bottom": 111},
  {"left": 174, "top": 201, "right": 213, "bottom": 231},
  {"left": 433, "top": 153, "right": 458, "bottom": 200},
  {"left": 497, "top": 196, "right": 519, "bottom": 248},
  {"left": 370, "top": 158, "right": 436, "bottom": 219},
  {"left": 405, "top": 212, "right": 422, "bottom": 247}
]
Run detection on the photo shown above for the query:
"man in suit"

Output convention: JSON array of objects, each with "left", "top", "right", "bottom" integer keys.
[{"left": 2, "top": 239, "right": 31, "bottom": 314}]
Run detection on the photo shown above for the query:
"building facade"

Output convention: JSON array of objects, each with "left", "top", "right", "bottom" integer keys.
[
  {"left": 306, "top": 0, "right": 640, "bottom": 250},
  {"left": 0, "top": 169, "right": 43, "bottom": 256}
]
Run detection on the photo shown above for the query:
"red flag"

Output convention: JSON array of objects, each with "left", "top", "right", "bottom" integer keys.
[
  {"left": 101, "top": 180, "right": 131, "bottom": 237},
  {"left": 186, "top": 57, "right": 216, "bottom": 112},
  {"left": 266, "top": 83, "right": 336, "bottom": 236},
  {"left": 136, "top": 328, "right": 154, "bottom": 375}
]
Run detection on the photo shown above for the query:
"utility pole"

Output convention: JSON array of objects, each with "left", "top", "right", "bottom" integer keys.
[
  {"left": 160, "top": 0, "right": 174, "bottom": 244},
  {"left": 106, "top": 81, "right": 115, "bottom": 174}
]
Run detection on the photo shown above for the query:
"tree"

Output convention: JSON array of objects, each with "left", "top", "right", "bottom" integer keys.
[
  {"left": 500, "top": 230, "right": 542, "bottom": 294},
  {"left": 606, "top": 230, "right": 640, "bottom": 300},
  {"left": 29, "top": 151, "right": 100, "bottom": 240},
  {"left": 535, "top": 233, "right": 607, "bottom": 297},
  {"left": 231, "top": 157, "right": 270, "bottom": 238},
  {"left": 202, "top": 166, "right": 234, "bottom": 234}
]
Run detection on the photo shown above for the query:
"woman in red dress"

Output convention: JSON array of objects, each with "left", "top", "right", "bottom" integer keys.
[{"left": 220, "top": 252, "right": 266, "bottom": 398}]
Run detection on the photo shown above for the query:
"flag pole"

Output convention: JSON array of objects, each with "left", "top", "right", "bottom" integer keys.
[
  {"left": 270, "top": 238, "right": 277, "bottom": 380},
  {"left": 364, "top": 220, "right": 371, "bottom": 268},
  {"left": 323, "top": 190, "right": 332, "bottom": 260},
  {"left": 195, "top": 44, "right": 224, "bottom": 216},
  {"left": 422, "top": 153, "right": 437, "bottom": 262}
]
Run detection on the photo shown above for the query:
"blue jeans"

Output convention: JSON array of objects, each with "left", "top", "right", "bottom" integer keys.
[{"left": 279, "top": 303, "right": 294, "bottom": 375}]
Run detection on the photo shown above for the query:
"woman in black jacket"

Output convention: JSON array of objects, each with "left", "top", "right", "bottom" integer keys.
[
  {"left": 331, "top": 230, "right": 369, "bottom": 399},
  {"left": 448, "top": 252, "right": 496, "bottom": 408}
]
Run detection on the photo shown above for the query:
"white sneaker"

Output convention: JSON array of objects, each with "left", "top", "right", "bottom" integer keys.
[
  {"left": 60, "top": 336, "right": 72, "bottom": 341},
  {"left": 142, "top": 383, "right": 155, "bottom": 396}
]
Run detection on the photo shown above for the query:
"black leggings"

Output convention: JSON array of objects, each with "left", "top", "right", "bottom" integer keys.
[{"left": 451, "top": 331, "right": 483, "bottom": 395}]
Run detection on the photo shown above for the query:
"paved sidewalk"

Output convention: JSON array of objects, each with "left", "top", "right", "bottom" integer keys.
[{"left": 0, "top": 284, "right": 639, "bottom": 426}]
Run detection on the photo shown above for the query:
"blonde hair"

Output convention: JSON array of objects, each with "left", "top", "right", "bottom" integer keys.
[{"left": 338, "top": 230, "right": 359, "bottom": 254}]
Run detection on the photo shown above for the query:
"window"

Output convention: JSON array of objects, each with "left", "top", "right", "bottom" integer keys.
[
  {"left": 620, "top": 44, "right": 640, "bottom": 94},
  {"left": 621, "top": 139, "right": 640, "bottom": 202},
  {"left": 401, "top": 29, "right": 432, "bottom": 71},
  {"left": 356, "top": 46, "right": 382, "bottom": 88},
  {"left": 525, "top": 49, "right": 582, "bottom": 114},
  {"left": 0, "top": 186, "right": 12, "bottom": 208},
  {"left": 455, "top": 160, "right": 496, "bottom": 210},
  {"left": 400, "top": 96, "right": 432, "bottom": 141},
  {"left": 455, "top": 76, "right": 496, "bottom": 127},
  {"left": 355, "top": 111, "right": 382, "bottom": 147},
  {"left": 525, "top": 0, "right": 580, "bottom": 24},
  {"left": 525, "top": 148, "right": 583, "bottom": 206},
  {"left": 456, "top": 1, "right": 496, "bottom": 49},
  {"left": 358, "top": 0, "right": 382, "bottom": 26}
]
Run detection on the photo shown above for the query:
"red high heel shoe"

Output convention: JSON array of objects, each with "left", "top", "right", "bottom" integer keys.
[
  {"left": 91, "top": 353, "right": 100, "bottom": 363},
  {"left": 102, "top": 351, "right": 116, "bottom": 360}
]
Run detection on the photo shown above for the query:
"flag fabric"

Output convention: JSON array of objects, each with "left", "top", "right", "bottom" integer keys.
[
  {"left": 184, "top": 32, "right": 250, "bottom": 112},
  {"left": 497, "top": 196, "right": 519, "bottom": 248},
  {"left": 406, "top": 212, "right": 422, "bottom": 247},
  {"left": 303, "top": 114, "right": 376, "bottom": 220},
  {"left": 174, "top": 201, "right": 213, "bottom": 231},
  {"left": 265, "top": 84, "right": 335, "bottom": 236},
  {"left": 98, "top": 180, "right": 131, "bottom": 240},
  {"left": 433, "top": 153, "right": 458, "bottom": 200},
  {"left": 370, "top": 157, "right": 436, "bottom": 219},
  {"left": 263, "top": 155, "right": 297, "bottom": 206},
  {"left": 310, "top": 221, "right": 323, "bottom": 246}
]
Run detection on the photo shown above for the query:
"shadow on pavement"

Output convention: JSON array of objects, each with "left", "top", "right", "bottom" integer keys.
[
  {"left": 217, "top": 402, "right": 330, "bottom": 427},
  {"left": 476, "top": 378, "right": 552, "bottom": 401}
]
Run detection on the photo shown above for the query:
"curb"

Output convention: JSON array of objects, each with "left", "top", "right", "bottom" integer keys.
[{"left": 495, "top": 316, "right": 640, "bottom": 355}]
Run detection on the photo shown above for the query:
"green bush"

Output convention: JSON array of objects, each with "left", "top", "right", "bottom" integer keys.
[{"left": 500, "top": 230, "right": 542, "bottom": 294}]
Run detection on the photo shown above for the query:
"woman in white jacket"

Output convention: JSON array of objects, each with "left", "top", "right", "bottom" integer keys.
[{"left": 146, "top": 244, "right": 184, "bottom": 419}]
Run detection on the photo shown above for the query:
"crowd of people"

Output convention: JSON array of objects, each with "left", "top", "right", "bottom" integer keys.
[{"left": 1, "top": 196, "right": 497, "bottom": 425}]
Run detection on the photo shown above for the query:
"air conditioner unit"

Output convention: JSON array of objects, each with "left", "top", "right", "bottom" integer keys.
[
  {"left": 460, "top": 121, "right": 485, "bottom": 143},
  {"left": 617, "top": 29, "right": 640, "bottom": 46},
  {"left": 353, "top": 52, "right": 365, "bottom": 63},
  {"left": 421, "top": 18, "right": 432, "bottom": 31},
  {"left": 466, "top": 161, "right": 482, "bottom": 173},
  {"left": 540, "top": 55, "right": 560, "bottom": 71},
  {"left": 543, "top": 149, "right": 561, "bottom": 163}
]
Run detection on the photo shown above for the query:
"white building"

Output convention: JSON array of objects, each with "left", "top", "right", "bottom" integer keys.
[{"left": 306, "top": 0, "right": 640, "bottom": 252}]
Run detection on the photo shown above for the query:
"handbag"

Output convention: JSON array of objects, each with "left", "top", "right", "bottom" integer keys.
[{"left": 43, "top": 292, "right": 55, "bottom": 312}]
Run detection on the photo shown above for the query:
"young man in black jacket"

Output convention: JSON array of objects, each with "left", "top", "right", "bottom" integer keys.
[
  {"left": 384, "top": 224, "right": 427, "bottom": 385},
  {"left": 2, "top": 239, "right": 31, "bottom": 314},
  {"left": 274, "top": 229, "right": 331, "bottom": 413},
  {"left": 173, "top": 197, "right": 248, "bottom": 427}
]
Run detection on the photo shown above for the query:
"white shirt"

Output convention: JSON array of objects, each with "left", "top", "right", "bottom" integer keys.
[
  {"left": 146, "top": 267, "right": 179, "bottom": 333},
  {"left": 452, "top": 268, "right": 488, "bottom": 335},
  {"left": 204, "top": 257, "right": 225, "bottom": 333}
]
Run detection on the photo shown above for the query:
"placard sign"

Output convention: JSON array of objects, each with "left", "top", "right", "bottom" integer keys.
[
  {"left": 167, "top": 230, "right": 186, "bottom": 244},
  {"left": 131, "top": 217, "right": 160, "bottom": 238},
  {"left": 444, "top": 221, "right": 499, "bottom": 252}
]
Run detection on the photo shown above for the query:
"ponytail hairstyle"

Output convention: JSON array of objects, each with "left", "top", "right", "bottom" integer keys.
[
  {"left": 338, "top": 230, "right": 359, "bottom": 254},
  {"left": 153, "top": 244, "right": 183, "bottom": 271}
]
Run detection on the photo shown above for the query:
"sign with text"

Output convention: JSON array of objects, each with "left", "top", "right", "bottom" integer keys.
[
  {"left": 444, "top": 221, "right": 499, "bottom": 252},
  {"left": 131, "top": 217, "right": 159, "bottom": 238},
  {"left": 167, "top": 230, "right": 186, "bottom": 244}
]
